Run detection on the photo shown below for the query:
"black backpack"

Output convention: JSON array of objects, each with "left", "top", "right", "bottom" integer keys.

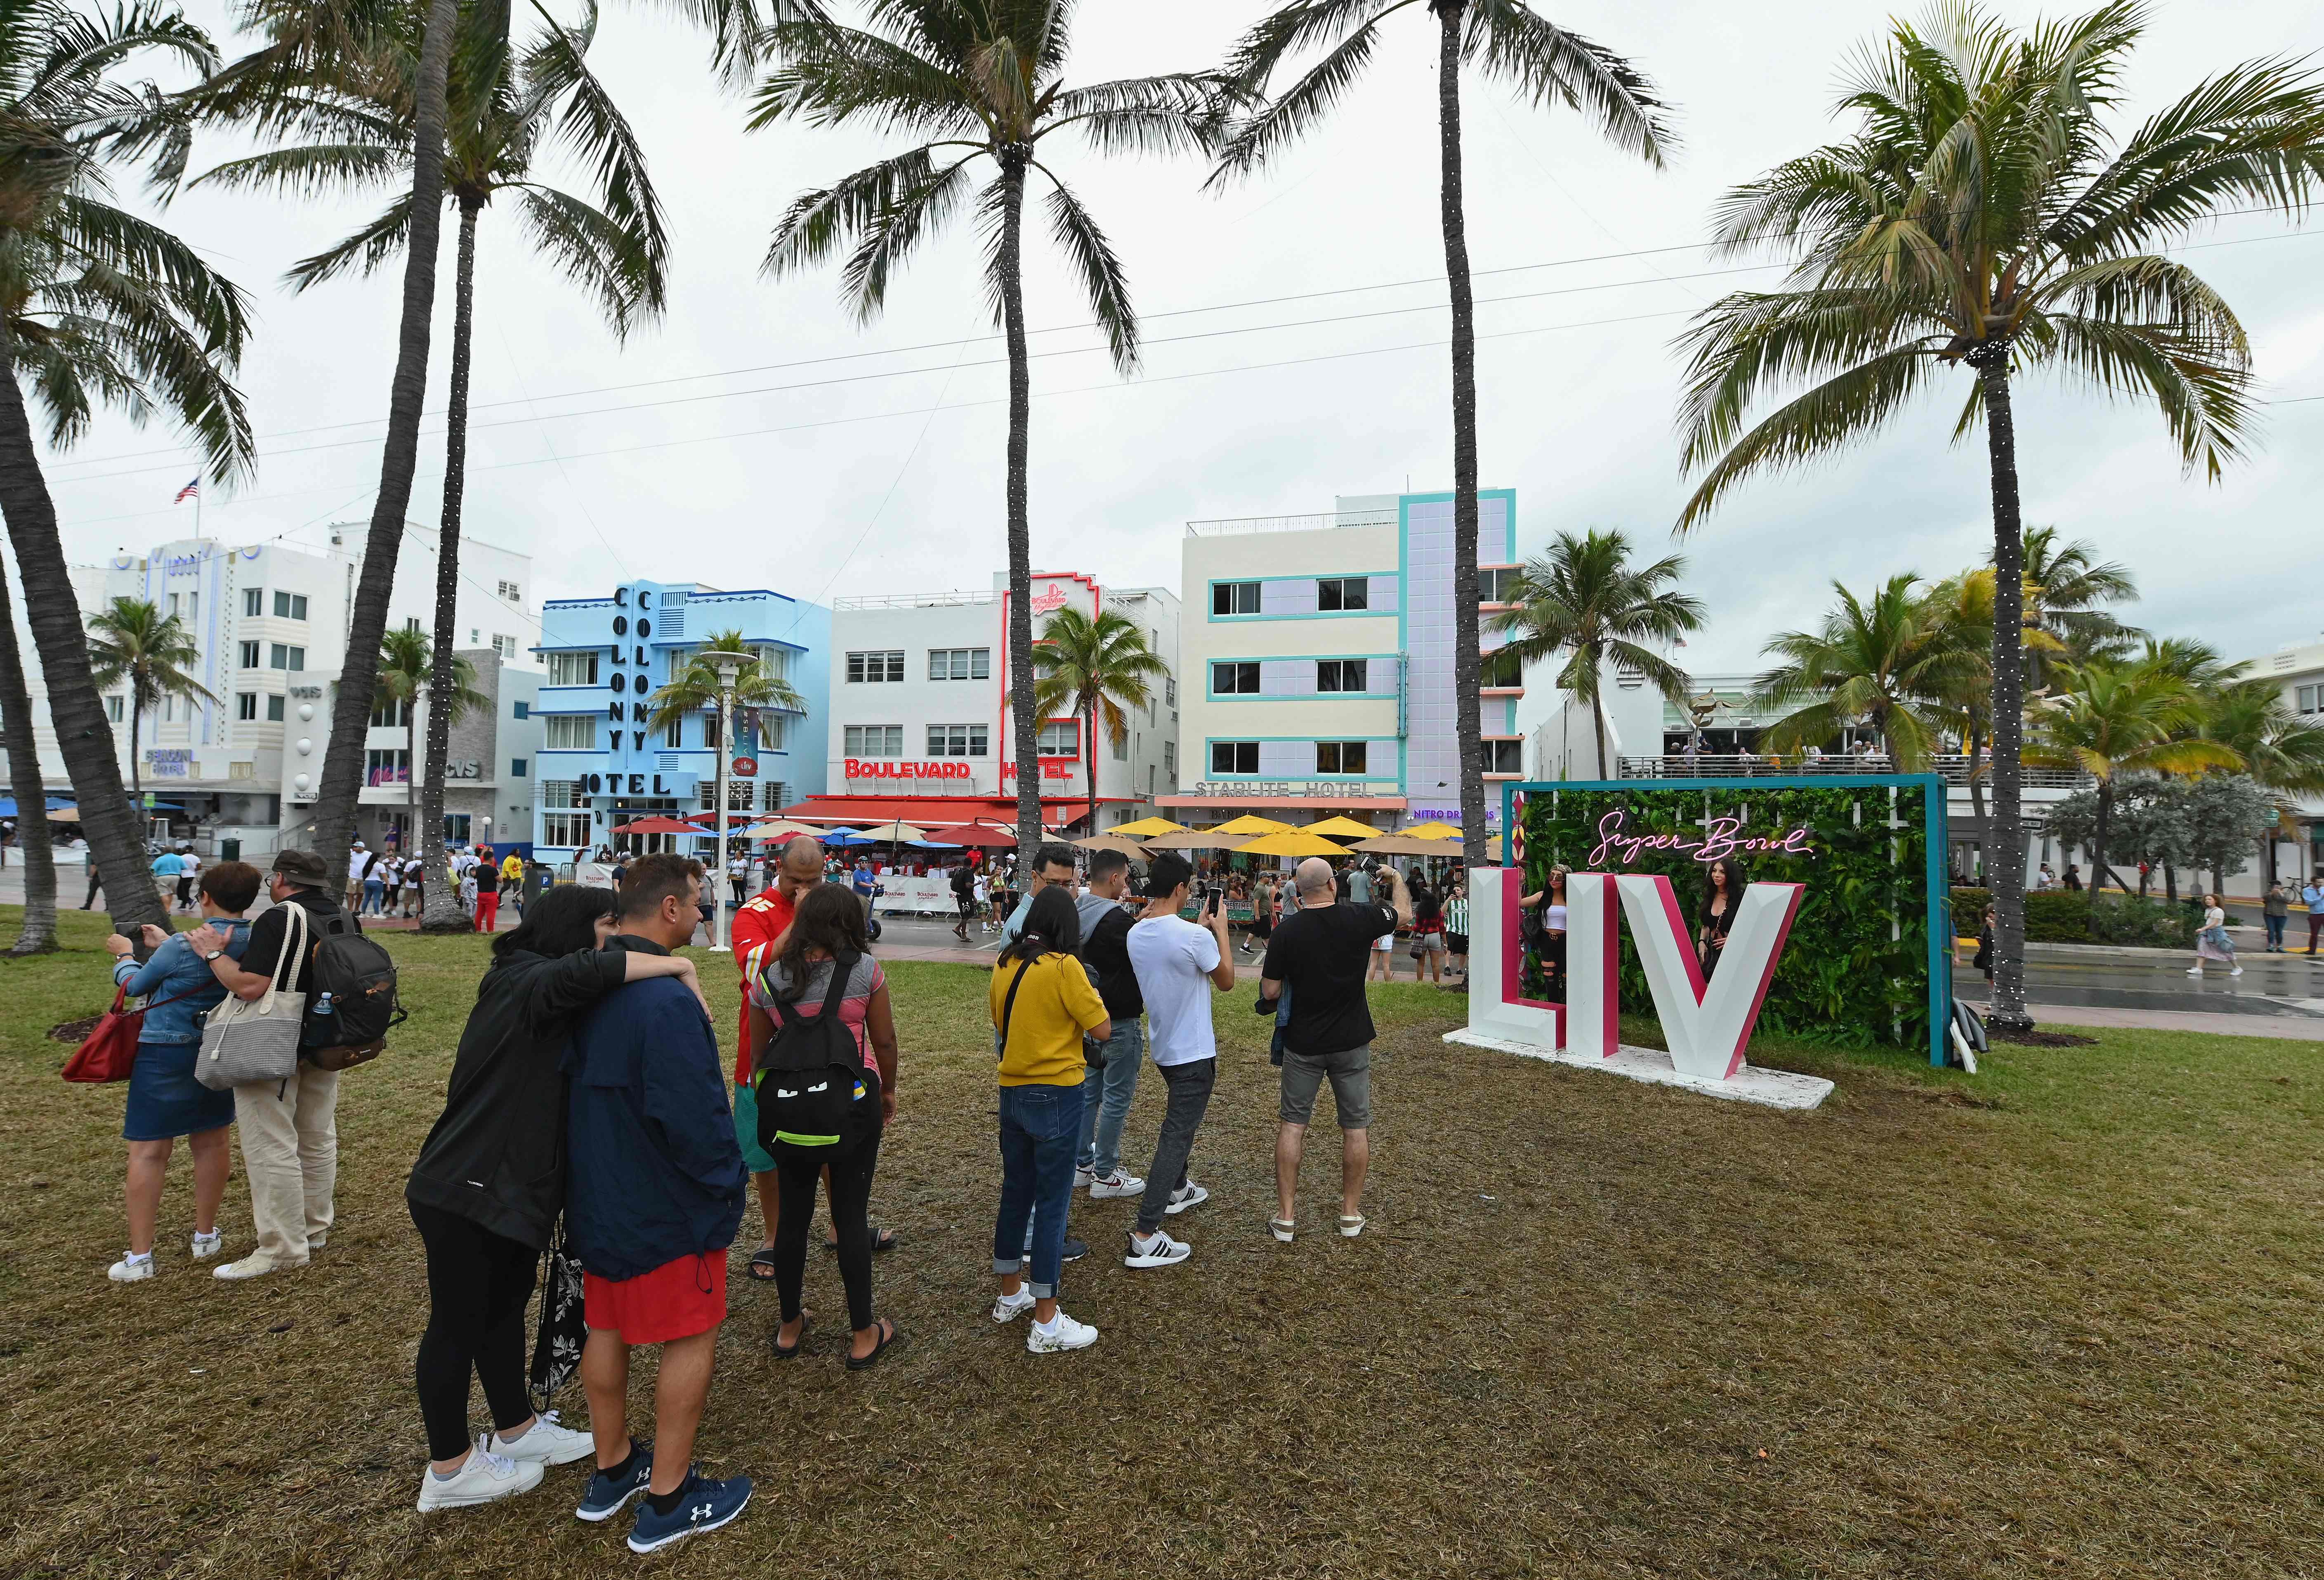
[
  {"left": 302, "top": 907, "right": 406, "bottom": 1067},
  {"left": 755, "top": 952, "right": 878, "bottom": 1153}
]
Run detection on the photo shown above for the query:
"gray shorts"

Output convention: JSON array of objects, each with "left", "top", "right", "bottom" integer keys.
[{"left": 1279, "top": 1042, "right": 1371, "bottom": 1129}]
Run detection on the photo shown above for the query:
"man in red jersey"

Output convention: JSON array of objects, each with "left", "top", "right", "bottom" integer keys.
[{"left": 729, "top": 836, "right": 822, "bottom": 1277}]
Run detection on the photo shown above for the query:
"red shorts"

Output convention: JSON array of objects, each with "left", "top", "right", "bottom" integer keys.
[{"left": 583, "top": 1252, "right": 728, "bottom": 1344}]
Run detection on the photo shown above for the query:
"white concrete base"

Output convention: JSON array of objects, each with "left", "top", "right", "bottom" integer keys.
[{"left": 1444, "top": 1030, "right": 1836, "bottom": 1111}]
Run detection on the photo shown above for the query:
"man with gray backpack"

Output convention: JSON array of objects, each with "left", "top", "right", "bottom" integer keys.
[{"left": 186, "top": 847, "right": 403, "bottom": 1280}]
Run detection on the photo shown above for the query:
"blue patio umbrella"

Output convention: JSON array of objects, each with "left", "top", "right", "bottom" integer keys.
[{"left": 822, "top": 827, "right": 876, "bottom": 848}]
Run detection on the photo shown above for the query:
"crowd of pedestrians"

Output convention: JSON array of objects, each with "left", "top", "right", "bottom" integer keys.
[{"left": 89, "top": 831, "right": 1392, "bottom": 1556}]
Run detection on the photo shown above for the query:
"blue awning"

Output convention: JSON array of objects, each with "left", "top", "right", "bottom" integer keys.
[{"left": 0, "top": 797, "right": 73, "bottom": 817}]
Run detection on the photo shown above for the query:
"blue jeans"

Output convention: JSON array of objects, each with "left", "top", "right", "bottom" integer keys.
[
  {"left": 362, "top": 878, "right": 385, "bottom": 915},
  {"left": 2265, "top": 914, "right": 2286, "bottom": 949},
  {"left": 994, "top": 1083, "right": 1081, "bottom": 1299},
  {"left": 1076, "top": 1019, "right": 1144, "bottom": 1178}
]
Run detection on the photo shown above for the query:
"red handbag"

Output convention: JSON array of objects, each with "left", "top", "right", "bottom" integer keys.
[{"left": 62, "top": 982, "right": 203, "bottom": 1083}]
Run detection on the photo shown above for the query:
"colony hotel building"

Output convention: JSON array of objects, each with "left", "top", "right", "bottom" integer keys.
[
  {"left": 785, "top": 571, "right": 1181, "bottom": 832},
  {"left": 529, "top": 579, "right": 830, "bottom": 862},
  {"left": 1168, "top": 491, "right": 1525, "bottom": 830}
]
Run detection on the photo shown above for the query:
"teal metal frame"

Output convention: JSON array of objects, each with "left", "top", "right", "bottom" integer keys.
[{"left": 1500, "top": 774, "right": 1954, "bottom": 1068}]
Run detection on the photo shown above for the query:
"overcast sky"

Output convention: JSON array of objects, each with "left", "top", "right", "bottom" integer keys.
[{"left": 40, "top": 0, "right": 2324, "bottom": 680}]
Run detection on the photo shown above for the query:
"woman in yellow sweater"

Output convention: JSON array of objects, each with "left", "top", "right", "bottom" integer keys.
[{"left": 988, "top": 885, "right": 1112, "bottom": 1354}]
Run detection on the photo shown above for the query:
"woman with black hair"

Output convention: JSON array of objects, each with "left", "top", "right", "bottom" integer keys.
[
  {"left": 989, "top": 885, "right": 1113, "bottom": 1355},
  {"left": 405, "top": 884, "right": 712, "bottom": 1513},
  {"left": 1699, "top": 857, "right": 1744, "bottom": 978}
]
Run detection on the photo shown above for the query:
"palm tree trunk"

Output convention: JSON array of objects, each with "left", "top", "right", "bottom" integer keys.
[
  {"left": 1085, "top": 697, "right": 1098, "bottom": 838},
  {"left": 0, "top": 560, "right": 57, "bottom": 953},
  {"left": 1436, "top": 2, "right": 1487, "bottom": 869},
  {"left": 1590, "top": 689, "right": 1609, "bottom": 780},
  {"left": 310, "top": 0, "right": 461, "bottom": 873},
  {"left": 128, "top": 701, "right": 142, "bottom": 805},
  {"left": 1975, "top": 354, "right": 2032, "bottom": 1030},
  {"left": 1965, "top": 723, "right": 1988, "bottom": 858},
  {"left": 0, "top": 345, "right": 164, "bottom": 936},
  {"left": 420, "top": 197, "right": 481, "bottom": 932},
  {"left": 405, "top": 709, "right": 417, "bottom": 860},
  {"left": 2089, "top": 781, "right": 2109, "bottom": 939},
  {"left": 997, "top": 143, "right": 1040, "bottom": 857}
]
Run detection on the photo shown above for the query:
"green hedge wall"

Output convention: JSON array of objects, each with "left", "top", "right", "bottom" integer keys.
[
  {"left": 1517, "top": 784, "right": 1934, "bottom": 1051},
  {"left": 1948, "top": 888, "right": 2205, "bottom": 947}
]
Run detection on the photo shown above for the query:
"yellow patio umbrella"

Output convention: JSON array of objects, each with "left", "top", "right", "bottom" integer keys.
[
  {"left": 1212, "top": 814, "right": 1293, "bottom": 836},
  {"left": 1401, "top": 820, "right": 1463, "bottom": 840},
  {"left": 1141, "top": 828, "right": 1247, "bottom": 850},
  {"left": 1231, "top": 830, "right": 1349, "bottom": 859},
  {"left": 1301, "top": 815, "right": 1383, "bottom": 839},
  {"left": 1110, "top": 815, "right": 1186, "bottom": 837},
  {"left": 1351, "top": 833, "right": 1459, "bottom": 857}
]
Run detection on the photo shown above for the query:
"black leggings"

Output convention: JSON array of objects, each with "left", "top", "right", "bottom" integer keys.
[
  {"left": 410, "top": 1201, "right": 538, "bottom": 1460},
  {"left": 772, "top": 1130, "right": 881, "bottom": 1332}
]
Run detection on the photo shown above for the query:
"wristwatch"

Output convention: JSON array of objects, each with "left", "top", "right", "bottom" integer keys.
[{"left": 203, "top": 949, "right": 226, "bottom": 961}]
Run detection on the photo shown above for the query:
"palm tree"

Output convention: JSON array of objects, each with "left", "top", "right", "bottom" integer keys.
[
  {"left": 87, "top": 598, "right": 218, "bottom": 803},
  {"left": 373, "top": 626, "right": 484, "bottom": 900},
  {"left": 1669, "top": 1, "right": 2324, "bottom": 1030},
  {"left": 1923, "top": 567, "right": 2061, "bottom": 853},
  {"left": 195, "top": 0, "right": 666, "bottom": 943},
  {"left": 0, "top": 0, "right": 250, "bottom": 936},
  {"left": 0, "top": 560, "right": 56, "bottom": 953},
  {"left": 1030, "top": 605, "right": 1166, "bottom": 836},
  {"left": 2026, "top": 658, "right": 2239, "bottom": 905},
  {"left": 2016, "top": 526, "right": 2140, "bottom": 684},
  {"left": 2203, "top": 676, "right": 2324, "bottom": 888},
  {"left": 1484, "top": 528, "right": 1701, "bottom": 779},
  {"left": 1216, "top": 0, "right": 1671, "bottom": 861},
  {"left": 1755, "top": 575, "right": 1974, "bottom": 771},
  {"left": 752, "top": 2, "right": 1236, "bottom": 854},
  {"left": 645, "top": 629, "right": 807, "bottom": 743}
]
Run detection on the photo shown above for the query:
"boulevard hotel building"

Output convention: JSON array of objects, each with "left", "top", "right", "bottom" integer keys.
[{"left": 1167, "top": 490, "right": 1526, "bottom": 833}]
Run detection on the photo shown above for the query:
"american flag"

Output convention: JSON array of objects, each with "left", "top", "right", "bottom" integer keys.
[{"left": 174, "top": 476, "right": 200, "bottom": 503}]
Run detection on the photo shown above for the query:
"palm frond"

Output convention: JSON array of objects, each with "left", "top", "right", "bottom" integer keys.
[
  {"left": 1208, "top": 7, "right": 1394, "bottom": 186},
  {"left": 1463, "top": 0, "right": 1674, "bottom": 166},
  {"left": 2028, "top": 310, "right": 2254, "bottom": 479},
  {"left": 1673, "top": 344, "right": 1939, "bottom": 531},
  {"left": 1035, "top": 165, "right": 1135, "bottom": 372}
]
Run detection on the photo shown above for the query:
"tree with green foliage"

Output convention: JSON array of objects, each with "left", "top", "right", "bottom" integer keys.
[
  {"left": 2015, "top": 526, "right": 2140, "bottom": 681},
  {"left": 2201, "top": 677, "right": 2324, "bottom": 886},
  {"left": 1215, "top": 0, "right": 1671, "bottom": 864},
  {"left": 373, "top": 626, "right": 484, "bottom": 921},
  {"left": 1671, "top": 0, "right": 2324, "bottom": 1027},
  {"left": 0, "top": 0, "right": 251, "bottom": 938},
  {"left": 1755, "top": 574, "right": 1977, "bottom": 772},
  {"left": 1031, "top": 605, "right": 1167, "bottom": 837},
  {"left": 88, "top": 598, "right": 218, "bottom": 803},
  {"left": 646, "top": 629, "right": 807, "bottom": 744},
  {"left": 1485, "top": 528, "right": 1701, "bottom": 779},
  {"left": 753, "top": 0, "right": 1233, "bottom": 855}
]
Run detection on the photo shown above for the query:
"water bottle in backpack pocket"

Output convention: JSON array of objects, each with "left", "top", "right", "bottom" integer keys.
[
  {"left": 754, "top": 952, "right": 878, "bottom": 1154},
  {"left": 302, "top": 909, "right": 407, "bottom": 1071}
]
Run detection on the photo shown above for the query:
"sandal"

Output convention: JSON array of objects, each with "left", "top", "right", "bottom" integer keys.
[
  {"left": 1268, "top": 1218, "right": 1296, "bottom": 1243},
  {"left": 825, "top": 1226, "right": 899, "bottom": 1255},
  {"left": 769, "top": 1315, "right": 811, "bottom": 1358},
  {"left": 747, "top": 1247, "right": 779, "bottom": 1282},
  {"left": 1337, "top": 1214, "right": 1366, "bottom": 1238},
  {"left": 845, "top": 1317, "right": 904, "bottom": 1372}
]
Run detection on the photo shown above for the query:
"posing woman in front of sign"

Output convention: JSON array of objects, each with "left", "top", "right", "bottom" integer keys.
[{"left": 1699, "top": 857, "right": 1744, "bottom": 978}]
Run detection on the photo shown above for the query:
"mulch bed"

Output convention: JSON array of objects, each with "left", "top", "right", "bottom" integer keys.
[{"left": 47, "top": 1015, "right": 101, "bottom": 1043}]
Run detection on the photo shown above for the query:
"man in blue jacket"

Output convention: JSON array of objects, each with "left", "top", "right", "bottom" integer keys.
[{"left": 564, "top": 853, "right": 751, "bottom": 1554}]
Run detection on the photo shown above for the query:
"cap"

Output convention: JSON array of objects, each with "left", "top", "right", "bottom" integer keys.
[{"left": 271, "top": 848, "right": 330, "bottom": 885}]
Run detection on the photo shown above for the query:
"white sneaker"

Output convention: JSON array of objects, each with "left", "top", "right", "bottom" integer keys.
[
  {"left": 1026, "top": 1310, "right": 1098, "bottom": 1353},
  {"left": 1088, "top": 1169, "right": 1145, "bottom": 1200},
  {"left": 2230, "top": 966, "right": 2243, "bottom": 976},
  {"left": 1072, "top": 1164, "right": 1095, "bottom": 1189},
  {"left": 108, "top": 1253, "right": 156, "bottom": 1283},
  {"left": 1162, "top": 1181, "right": 1210, "bottom": 1216},
  {"left": 991, "top": 1285, "right": 1038, "bottom": 1323},
  {"left": 307, "top": 1232, "right": 328, "bottom": 1250},
  {"left": 190, "top": 1230, "right": 223, "bottom": 1261},
  {"left": 490, "top": 1410, "right": 595, "bottom": 1466},
  {"left": 214, "top": 1252, "right": 301, "bottom": 1281},
  {"left": 1123, "top": 1228, "right": 1191, "bottom": 1269},
  {"left": 416, "top": 1439, "right": 545, "bottom": 1512},
  {"left": 2187, "top": 966, "right": 2202, "bottom": 975}
]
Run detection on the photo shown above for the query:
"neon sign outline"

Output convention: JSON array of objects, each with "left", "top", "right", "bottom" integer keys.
[{"left": 1583, "top": 808, "right": 1814, "bottom": 869}]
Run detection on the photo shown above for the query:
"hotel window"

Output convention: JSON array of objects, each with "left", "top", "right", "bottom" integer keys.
[
  {"left": 542, "top": 780, "right": 579, "bottom": 808},
  {"left": 846, "top": 650, "right": 905, "bottom": 683},
  {"left": 1481, "top": 739, "right": 1523, "bottom": 774},
  {"left": 1165, "top": 677, "right": 1177, "bottom": 707},
  {"left": 1317, "top": 659, "right": 1368, "bottom": 693},
  {"left": 1036, "top": 720, "right": 1077, "bottom": 756},
  {"left": 269, "top": 644, "right": 305, "bottom": 671},
  {"left": 1317, "top": 576, "right": 1369, "bottom": 612},
  {"left": 1479, "top": 566, "right": 1522, "bottom": 603},
  {"left": 365, "top": 749, "right": 410, "bottom": 786},
  {"left": 663, "top": 716, "right": 683, "bottom": 748},
  {"left": 727, "top": 779, "right": 755, "bottom": 812},
  {"left": 242, "top": 588, "right": 262, "bottom": 617},
  {"left": 844, "top": 725, "right": 904, "bottom": 757},
  {"left": 1480, "top": 647, "right": 1522, "bottom": 687},
  {"left": 1163, "top": 742, "right": 1176, "bottom": 773},
  {"left": 760, "top": 716, "right": 787, "bottom": 751},
  {"left": 1212, "top": 661, "right": 1260, "bottom": 695},
  {"left": 1210, "top": 740, "right": 1259, "bottom": 775},
  {"left": 237, "top": 692, "right": 258, "bottom": 721},
  {"left": 541, "top": 808, "right": 590, "bottom": 846},
  {"left": 163, "top": 695, "right": 174, "bottom": 722},
  {"left": 543, "top": 715, "right": 595, "bottom": 749},
  {"left": 498, "top": 579, "right": 521, "bottom": 601},
  {"left": 698, "top": 781, "right": 717, "bottom": 810},
  {"left": 510, "top": 758, "right": 528, "bottom": 777},
  {"left": 403, "top": 616, "right": 421, "bottom": 632},
  {"left": 513, "top": 701, "right": 529, "bottom": 719},
  {"left": 2300, "top": 685, "right": 2320, "bottom": 714},
  {"left": 927, "top": 723, "right": 989, "bottom": 758},
  {"left": 267, "top": 695, "right": 285, "bottom": 721},
  {"left": 1317, "top": 742, "right": 1368, "bottom": 774},
  {"left": 106, "top": 694, "right": 126, "bottom": 722},
  {"left": 238, "top": 640, "right": 260, "bottom": 669},
  {"left": 187, "top": 593, "right": 198, "bottom": 625},
  {"left": 167, "top": 593, "right": 179, "bottom": 616},
  {"left": 369, "top": 695, "right": 412, "bottom": 727},
  {"left": 546, "top": 650, "right": 598, "bottom": 686},
  {"left": 493, "top": 635, "right": 517, "bottom": 661},
  {"left": 929, "top": 647, "right": 990, "bottom": 681},
  {"left": 1212, "top": 581, "right": 1260, "bottom": 616},
  {"left": 273, "top": 591, "right": 308, "bottom": 620},
  {"left": 1115, "top": 729, "right": 1130, "bottom": 761}
]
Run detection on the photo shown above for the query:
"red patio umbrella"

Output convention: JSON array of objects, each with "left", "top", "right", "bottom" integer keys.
[
  {"left": 612, "top": 815, "right": 711, "bottom": 834},
  {"left": 923, "top": 822, "right": 1017, "bottom": 847}
]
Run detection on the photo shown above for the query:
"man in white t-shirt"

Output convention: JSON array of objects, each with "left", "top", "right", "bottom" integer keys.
[{"left": 1120, "top": 853, "right": 1234, "bottom": 1269}]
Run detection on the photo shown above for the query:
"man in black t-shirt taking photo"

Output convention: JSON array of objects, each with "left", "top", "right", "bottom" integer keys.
[{"left": 1259, "top": 857, "right": 1395, "bottom": 1242}]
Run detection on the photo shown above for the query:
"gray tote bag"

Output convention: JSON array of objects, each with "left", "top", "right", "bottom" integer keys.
[{"left": 196, "top": 902, "right": 307, "bottom": 1091}]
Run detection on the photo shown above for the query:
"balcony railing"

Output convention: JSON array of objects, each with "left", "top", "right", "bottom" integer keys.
[
  {"left": 831, "top": 590, "right": 1003, "bottom": 610},
  {"left": 1184, "top": 509, "right": 1398, "bottom": 537},
  {"left": 1614, "top": 753, "right": 2095, "bottom": 789}
]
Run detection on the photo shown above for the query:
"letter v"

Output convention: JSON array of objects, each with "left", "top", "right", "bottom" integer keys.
[{"left": 1613, "top": 874, "right": 1804, "bottom": 1080}]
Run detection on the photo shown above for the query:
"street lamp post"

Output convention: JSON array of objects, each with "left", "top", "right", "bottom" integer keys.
[{"left": 705, "top": 650, "right": 750, "bottom": 952}]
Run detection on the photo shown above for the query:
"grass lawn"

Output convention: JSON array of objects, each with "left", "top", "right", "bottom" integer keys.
[{"left": 3, "top": 907, "right": 2319, "bottom": 1578}]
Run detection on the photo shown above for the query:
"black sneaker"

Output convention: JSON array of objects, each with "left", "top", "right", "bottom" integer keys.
[
  {"left": 575, "top": 1441, "right": 653, "bottom": 1523},
  {"left": 1061, "top": 1237, "right": 1088, "bottom": 1262}
]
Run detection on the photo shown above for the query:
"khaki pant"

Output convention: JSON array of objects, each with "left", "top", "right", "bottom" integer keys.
[{"left": 232, "top": 1063, "right": 340, "bottom": 1265}]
